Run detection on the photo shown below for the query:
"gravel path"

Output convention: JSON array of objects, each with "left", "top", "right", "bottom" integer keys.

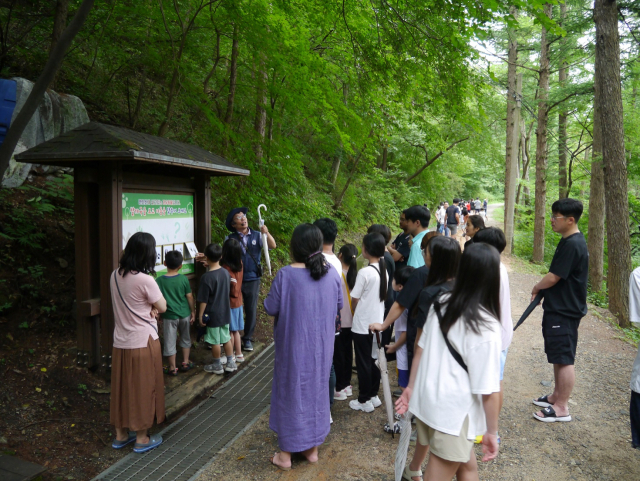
[{"left": 197, "top": 207, "right": 640, "bottom": 480}]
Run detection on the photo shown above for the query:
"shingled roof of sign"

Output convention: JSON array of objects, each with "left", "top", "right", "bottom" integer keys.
[{"left": 15, "top": 122, "right": 249, "bottom": 176}]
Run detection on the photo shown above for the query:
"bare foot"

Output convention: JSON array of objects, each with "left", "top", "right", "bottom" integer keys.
[
  {"left": 301, "top": 446, "right": 319, "bottom": 463},
  {"left": 270, "top": 452, "right": 292, "bottom": 470}
]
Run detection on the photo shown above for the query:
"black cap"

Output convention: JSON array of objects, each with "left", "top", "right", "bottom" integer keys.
[{"left": 225, "top": 207, "right": 248, "bottom": 232}]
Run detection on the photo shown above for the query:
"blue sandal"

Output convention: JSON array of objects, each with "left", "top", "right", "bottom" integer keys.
[
  {"left": 112, "top": 432, "right": 136, "bottom": 449},
  {"left": 133, "top": 434, "right": 163, "bottom": 453}
]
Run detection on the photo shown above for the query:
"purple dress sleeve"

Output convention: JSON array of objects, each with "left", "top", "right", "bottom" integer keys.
[{"left": 263, "top": 269, "right": 282, "bottom": 316}]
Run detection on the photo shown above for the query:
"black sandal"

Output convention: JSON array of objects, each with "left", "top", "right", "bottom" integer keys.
[
  {"left": 532, "top": 394, "right": 553, "bottom": 408},
  {"left": 533, "top": 406, "right": 572, "bottom": 423}
]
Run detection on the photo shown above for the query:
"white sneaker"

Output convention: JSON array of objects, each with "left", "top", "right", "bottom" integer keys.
[
  {"left": 330, "top": 414, "right": 333, "bottom": 424},
  {"left": 345, "top": 385, "right": 353, "bottom": 396},
  {"left": 370, "top": 396, "right": 382, "bottom": 408},
  {"left": 349, "top": 399, "right": 374, "bottom": 413},
  {"left": 334, "top": 389, "right": 348, "bottom": 401},
  {"left": 220, "top": 356, "right": 227, "bottom": 365}
]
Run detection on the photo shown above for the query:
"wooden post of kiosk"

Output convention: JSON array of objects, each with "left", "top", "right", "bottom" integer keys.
[{"left": 15, "top": 122, "right": 249, "bottom": 371}]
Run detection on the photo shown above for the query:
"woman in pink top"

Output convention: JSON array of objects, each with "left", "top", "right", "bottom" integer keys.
[{"left": 110, "top": 232, "right": 167, "bottom": 453}]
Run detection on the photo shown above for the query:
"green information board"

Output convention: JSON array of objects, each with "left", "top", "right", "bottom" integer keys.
[{"left": 122, "top": 192, "right": 196, "bottom": 274}]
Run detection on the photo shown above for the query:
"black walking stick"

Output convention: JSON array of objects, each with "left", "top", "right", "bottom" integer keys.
[{"left": 513, "top": 292, "right": 544, "bottom": 331}]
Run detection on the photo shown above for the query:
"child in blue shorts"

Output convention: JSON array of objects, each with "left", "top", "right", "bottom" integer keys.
[
  {"left": 197, "top": 243, "right": 236, "bottom": 374},
  {"left": 222, "top": 238, "right": 245, "bottom": 363}
]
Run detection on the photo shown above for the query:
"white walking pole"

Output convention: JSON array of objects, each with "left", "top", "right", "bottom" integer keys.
[{"left": 257, "top": 204, "right": 272, "bottom": 276}]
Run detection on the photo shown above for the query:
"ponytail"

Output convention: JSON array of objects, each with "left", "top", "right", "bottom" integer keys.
[
  {"left": 362, "top": 232, "right": 387, "bottom": 303},
  {"left": 338, "top": 243, "right": 358, "bottom": 290},
  {"left": 290, "top": 223, "right": 329, "bottom": 281},
  {"left": 378, "top": 256, "right": 387, "bottom": 303},
  {"left": 306, "top": 251, "right": 327, "bottom": 280}
]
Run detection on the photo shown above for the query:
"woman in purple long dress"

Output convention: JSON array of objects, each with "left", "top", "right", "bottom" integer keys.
[{"left": 265, "top": 223, "right": 343, "bottom": 470}]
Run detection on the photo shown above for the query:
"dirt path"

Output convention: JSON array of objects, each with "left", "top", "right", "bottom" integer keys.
[{"left": 196, "top": 206, "right": 640, "bottom": 480}]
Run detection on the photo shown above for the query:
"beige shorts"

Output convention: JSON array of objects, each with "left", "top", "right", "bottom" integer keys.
[{"left": 415, "top": 416, "right": 473, "bottom": 463}]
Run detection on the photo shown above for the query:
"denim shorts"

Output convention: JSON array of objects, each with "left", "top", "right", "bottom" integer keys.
[{"left": 229, "top": 306, "right": 244, "bottom": 332}]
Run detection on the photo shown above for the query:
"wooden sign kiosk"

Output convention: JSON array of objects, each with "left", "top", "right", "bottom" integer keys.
[{"left": 15, "top": 122, "right": 249, "bottom": 370}]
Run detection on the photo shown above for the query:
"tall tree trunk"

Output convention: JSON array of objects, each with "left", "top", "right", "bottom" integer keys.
[
  {"left": 0, "top": 0, "right": 95, "bottom": 182},
  {"left": 558, "top": 2, "right": 568, "bottom": 199},
  {"left": 253, "top": 56, "right": 268, "bottom": 163},
  {"left": 532, "top": 3, "right": 552, "bottom": 264},
  {"left": 505, "top": 73, "right": 522, "bottom": 253},
  {"left": 595, "top": 0, "right": 631, "bottom": 327},
  {"left": 331, "top": 82, "right": 349, "bottom": 183},
  {"left": 330, "top": 156, "right": 341, "bottom": 184},
  {"left": 381, "top": 144, "right": 388, "bottom": 171},
  {"left": 49, "top": 0, "right": 70, "bottom": 89},
  {"left": 224, "top": 24, "right": 239, "bottom": 125},
  {"left": 503, "top": 5, "right": 518, "bottom": 252},
  {"left": 221, "top": 23, "right": 239, "bottom": 153}
]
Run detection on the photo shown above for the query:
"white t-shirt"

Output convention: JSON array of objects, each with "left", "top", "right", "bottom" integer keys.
[
  {"left": 350, "top": 264, "right": 385, "bottom": 334},
  {"left": 323, "top": 252, "right": 343, "bottom": 274},
  {"left": 629, "top": 268, "right": 640, "bottom": 392},
  {"left": 409, "top": 297, "right": 501, "bottom": 440},
  {"left": 340, "top": 269, "right": 354, "bottom": 328},
  {"left": 437, "top": 207, "right": 445, "bottom": 224},
  {"left": 395, "top": 309, "right": 409, "bottom": 371},
  {"left": 499, "top": 262, "right": 513, "bottom": 351}
]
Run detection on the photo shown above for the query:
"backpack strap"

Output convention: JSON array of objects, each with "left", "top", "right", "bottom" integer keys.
[{"left": 433, "top": 301, "right": 468, "bottom": 373}]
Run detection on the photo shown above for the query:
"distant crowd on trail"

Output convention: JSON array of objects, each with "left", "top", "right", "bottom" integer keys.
[{"left": 106, "top": 196, "right": 640, "bottom": 481}]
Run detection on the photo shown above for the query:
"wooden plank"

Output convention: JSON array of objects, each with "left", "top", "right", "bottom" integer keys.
[
  {"left": 74, "top": 170, "right": 101, "bottom": 364},
  {"left": 194, "top": 173, "right": 211, "bottom": 284},
  {"left": 99, "top": 162, "right": 122, "bottom": 358},
  {"left": 123, "top": 170, "right": 194, "bottom": 191},
  {"left": 78, "top": 298, "right": 101, "bottom": 317}
]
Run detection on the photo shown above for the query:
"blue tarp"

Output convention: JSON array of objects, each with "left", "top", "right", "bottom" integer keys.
[{"left": 0, "top": 79, "right": 17, "bottom": 145}]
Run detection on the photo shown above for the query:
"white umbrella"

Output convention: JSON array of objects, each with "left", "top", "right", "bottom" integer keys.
[
  {"left": 374, "top": 331, "right": 400, "bottom": 437},
  {"left": 257, "top": 204, "right": 271, "bottom": 276},
  {"left": 394, "top": 411, "right": 412, "bottom": 481}
]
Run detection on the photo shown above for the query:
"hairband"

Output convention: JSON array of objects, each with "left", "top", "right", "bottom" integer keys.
[{"left": 308, "top": 251, "right": 322, "bottom": 259}]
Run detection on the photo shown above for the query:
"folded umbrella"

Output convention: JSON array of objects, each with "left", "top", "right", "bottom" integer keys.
[
  {"left": 257, "top": 204, "right": 272, "bottom": 276},
  {"left": 374, "top": 331, "right": 400, "bottom": 437},
  {"left": 394, "top": 411, "right": 412, "bottom": 481},
  {"left": 513, "top": 292, "right": 544, "bottom": 331}
]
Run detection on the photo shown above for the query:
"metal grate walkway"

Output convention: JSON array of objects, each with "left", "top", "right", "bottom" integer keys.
[{"left": 93, "top": 345, "right": 275, "bottom": 481}]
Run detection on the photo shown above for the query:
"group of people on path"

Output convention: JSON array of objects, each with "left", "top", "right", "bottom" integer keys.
[
  {"left": 106, "top": 196, "right": 608, "bottom": 481},
  {"left": 266, "top": 198, "right": 592, "bottom": 481}
]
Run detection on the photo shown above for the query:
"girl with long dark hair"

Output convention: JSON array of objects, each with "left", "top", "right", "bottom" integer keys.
[
  {"left": 333, "top": 244, "right": 358, "bottom": 400},
  {"left": 221, "top": 238, "right": 245, "bottom": 362},
  {"left": 110, "top": 232, "right": 167, "bottom": 453},
  {"left": 464, "top": 214, "right": 485, "bottom": 250},
  {"left": 396, "top": 243, "right": 502, "bottom": 481},
  {"left": 265, "top": 224, "right": 343, "bottom": 470},
  {"left": 349, "top": 232, "right": 387, "bottom": 413}
]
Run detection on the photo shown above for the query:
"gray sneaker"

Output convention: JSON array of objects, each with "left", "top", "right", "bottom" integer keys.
[
  {"left": 225, "top": 359, "right": 238, "bottom": 372},
  {"left": 204, "top": 361, "right": 224, "bottom": 374}
]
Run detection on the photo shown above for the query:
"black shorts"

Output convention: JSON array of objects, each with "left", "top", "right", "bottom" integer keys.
[{"left": 542, "top": 313, "right": 581, "bottom": 365}]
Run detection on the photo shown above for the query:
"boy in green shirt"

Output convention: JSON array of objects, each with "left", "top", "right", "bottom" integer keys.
[{"left": 156, "top": 250, "right": 195, "bottom": 375}]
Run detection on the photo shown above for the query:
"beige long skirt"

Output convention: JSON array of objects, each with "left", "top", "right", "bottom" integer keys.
[{"left": 110, "top": 336, "right": 165, "bottom": 431}]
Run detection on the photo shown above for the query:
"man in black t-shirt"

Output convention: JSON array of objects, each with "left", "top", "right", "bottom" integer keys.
[
  {"left": 445, "top": 198, "right": 461, "bottom": 237},
  {"left": 530, "top": 198, "right": 588, "bottom": 424},
  {"left": 388, "top": 210, "right": 412, "bottom": 271}
]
